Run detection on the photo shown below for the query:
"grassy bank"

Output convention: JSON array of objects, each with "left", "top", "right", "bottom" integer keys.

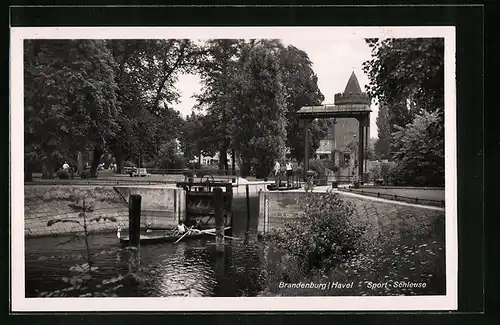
[{"left": 259, "top": 193, "right": 446, "bottom": 296}]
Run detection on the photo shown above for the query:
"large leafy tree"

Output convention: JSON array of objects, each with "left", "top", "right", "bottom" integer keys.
[
  {"left": 179, "top": 112, "right": 217, "bottom": 164},
  {"left": 279, "top": 45, "right": 326, "bottom": 163},
  {"left": 363, "top": 38, "right": 445, "bottom": 185},
  {"left": 24, "top": 40, "right": 119, "bottom": 179},
  {"left": 230, "top": 40, "right": 288, "bottom": 177},
  {"left": 108, "top": 39, "right": 199, "bottom": 172},
  {"left": 390, "top": 109, "right": 444, "bottom": 186},
  {"left": 362, "top": 38, "right": 444, "bottom": 132},
  {"left": 194, "top": 39, "right": 242, "bottom": 172}
]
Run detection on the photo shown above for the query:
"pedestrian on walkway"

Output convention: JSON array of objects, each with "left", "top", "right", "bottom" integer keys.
[
  {"left": 286, "top": 161, "right": 293, "bottom": 187},
  {"left": 274, "top": 161, "right": 281, "bottom": 187}
]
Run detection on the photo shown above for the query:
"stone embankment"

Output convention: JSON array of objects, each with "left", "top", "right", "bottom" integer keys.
[{"left": 258, "top": 189, "right": 445, "bottom": 236}]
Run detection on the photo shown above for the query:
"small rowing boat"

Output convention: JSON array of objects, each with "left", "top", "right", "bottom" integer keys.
[{"left": 116, "top": 226, "right": 231, "bottom": 245}]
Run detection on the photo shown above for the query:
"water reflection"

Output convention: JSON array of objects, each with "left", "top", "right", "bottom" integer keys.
[{"left": 25, "top": 230, "right": 268, "bottom": 297}]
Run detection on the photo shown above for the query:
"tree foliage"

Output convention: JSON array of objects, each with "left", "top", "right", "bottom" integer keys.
[
  {"left": 363, "top": 38, "right": 444, "bottom": 143},
  {"left": 24, "top": 40, "right": 119, "bottom": 178},
  {"left": 24, "top": 39, "right": 198, "bottom": 179},
  {"left": 179, "top": 112, "right": 217, "bottom": 162},
  {"left": 108, "top": 39, "right": 198, "bottom": 171},
  {"left": 191, "top": 39, "right": 325, "bottom": 177},
  {"left": 363, "top": 38, "right": 445, "bottom": 185},
  {"left": 229, "top": 40, "right": 289, "bottom": 177},
  {"left": 193, "top": 39, "right": 242, "bottom": 171},
  {"left": 363, "top": 38, "right": 444, "bottom": 114},
  {"left": 390, "top": 109, "right": 444, "bottom": 186},
  {"left": 269, "top": 191, "right": 369, "bottom": 271},
  {"left": 374, "top": 102, "right": 391, "bottom": 160},
  {"left": 279, "top": 45, "right": 326, "bottom": 163}
]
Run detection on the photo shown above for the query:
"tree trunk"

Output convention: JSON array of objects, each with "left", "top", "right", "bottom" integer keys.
[
  {"left": 231, "top": 149, "right": 236, "bottom": 175},
  {"left": 77, "top": 151, "right": 85, "bottom": 175},
  {"left": 219, "top": 140, "right": 230, "bottom": 175},
  {"left": 24, "top": 159, "right": 33, "bottom": 182},
  {"left": 114, "top": 150, "right": 124, "bottom": 174},
  {"left": 198, "top": 153, "right": 202, "bottom": 166},
  {"left": 90, "top": 144, "right": 103, "bottom": 178},
  {"left": 41, "top": 156, "right": 54, "bottom": 179},
  {"left": 240, "top": 157, "right": 251, "bottom": 178}
]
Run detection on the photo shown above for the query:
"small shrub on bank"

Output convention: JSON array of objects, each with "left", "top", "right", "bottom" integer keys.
[{"left": 268, "top": 191, "right": 369, "bottom": 271}]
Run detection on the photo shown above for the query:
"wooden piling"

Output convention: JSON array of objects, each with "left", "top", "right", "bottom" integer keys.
[
  {"left": 129, "top": 194, "right": 142, "bottom": 248},
  {"left": 213, "top": 187, "right": 224, "bottom": 252}
]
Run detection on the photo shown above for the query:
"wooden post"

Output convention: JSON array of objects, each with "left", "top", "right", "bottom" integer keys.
[
  {"left": 246, "top": 184, "right": 251, "bottom": 229},
  {"left": 304, "top": 119, "right": 310, "bottom": 180},
  {"left": 129, "top": 194, "right": 142, "bottom": 248},
  {"left": 358, "top": 116, "right": 365, "bottom": 183},
  {"left": 213, "top": 187, "right": 224, "bottom": 252}
]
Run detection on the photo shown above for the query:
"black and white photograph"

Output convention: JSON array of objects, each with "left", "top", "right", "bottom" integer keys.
[{"left": 11, "top": 26, "right": 457, "bottom": 311}]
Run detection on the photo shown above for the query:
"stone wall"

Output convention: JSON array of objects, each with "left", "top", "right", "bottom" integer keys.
[
  {"left": 258, "top": 190, "right": 445, "bottom": 235},
  {"left": 25, "top": 186, "right": 129, "bottom": 237},
  {"left": 25, "top": 185, "right": 186, "bottom": 237}
]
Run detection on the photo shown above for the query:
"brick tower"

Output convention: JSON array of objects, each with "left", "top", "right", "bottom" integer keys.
[{"left": 315, "top": 71, "right": 371, "bottom": 180}]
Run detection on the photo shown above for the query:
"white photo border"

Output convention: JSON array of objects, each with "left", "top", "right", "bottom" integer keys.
[{"left": 10, "top": 26, "right": 457, "bottom": 312}]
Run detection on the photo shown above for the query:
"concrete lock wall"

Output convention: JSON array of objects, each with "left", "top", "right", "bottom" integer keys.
[
  {"left": 24, "top": 185, "right": 186, "bottom": 237},
  {"left": 114, "top": 185, "right": 185, "bottom": 229},
  {"left": 232, "top": 182, "right": 270, "bottom": 198},
  {"left": 258, "top": 190, "right": 445, "bottom": 236}
]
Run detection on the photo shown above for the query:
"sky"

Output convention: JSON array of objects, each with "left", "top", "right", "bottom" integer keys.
[{"left": 172, "top": 37, "right": 379, "bottom": 138}]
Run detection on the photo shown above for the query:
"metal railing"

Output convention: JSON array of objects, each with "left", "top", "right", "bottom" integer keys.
[{"left": 339, "top": 187, "right": 445, "bottom": 207}]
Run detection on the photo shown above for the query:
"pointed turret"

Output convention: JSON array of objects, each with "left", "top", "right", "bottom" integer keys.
[
  {"left": 343, "top": 71, "right": 362, "bottom": 94},
  {"left": 334, "top": 71, "right": 370, "bottom": 106}
]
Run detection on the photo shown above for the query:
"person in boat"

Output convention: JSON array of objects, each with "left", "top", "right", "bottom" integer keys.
[{"left": 176, "top": 221, "right": 187, "bottom": 235}]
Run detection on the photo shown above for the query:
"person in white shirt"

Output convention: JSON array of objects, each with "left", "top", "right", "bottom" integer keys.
[
  {"left": 177, "top": 221, "right": 186, "bottom": 235},
  {"left": 62, "top": 162, "right": 70, "bottom": 170},
  {"left": 286, "top": 162, "right": 293, "bottom": 187}
]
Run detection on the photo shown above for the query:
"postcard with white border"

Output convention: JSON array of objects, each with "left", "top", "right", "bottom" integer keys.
[{"left": 11, "top": 26, "right": 457, "bottom": 311}]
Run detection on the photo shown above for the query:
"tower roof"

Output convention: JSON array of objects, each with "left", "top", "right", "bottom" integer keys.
[{"left": 343, "top": 71, "right": 362, "bottom": 94}]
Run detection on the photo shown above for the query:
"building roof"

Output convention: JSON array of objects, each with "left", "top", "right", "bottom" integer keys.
[
  {"left": 297, "top": 104, "right": 371, "bottom": 119},
  {"left": 344, "top": 71, "right": 362, "bottom": 94}
]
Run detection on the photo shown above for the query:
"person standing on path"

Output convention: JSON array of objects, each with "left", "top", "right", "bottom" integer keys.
[
  {"left": 286, "top": 161, "right": 293, "bottom": 187},
  {"left": 274, "top": 161, "right": 281, "bottom": 187}
]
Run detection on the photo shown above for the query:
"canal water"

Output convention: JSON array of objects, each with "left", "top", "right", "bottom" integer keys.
[{"left": 25, "top": 196, "right": 279, "bottom": 297}]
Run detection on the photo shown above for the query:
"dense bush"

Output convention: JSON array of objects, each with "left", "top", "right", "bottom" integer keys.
[
  {"left": 57, "top": 169, "right": 70, "bottom": 179},
  {"left": 390, "top": 109, "right": 444, "bottom": 187},
  {"left": 268, "top": 191, "right": 369, "bottom": 271}
]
